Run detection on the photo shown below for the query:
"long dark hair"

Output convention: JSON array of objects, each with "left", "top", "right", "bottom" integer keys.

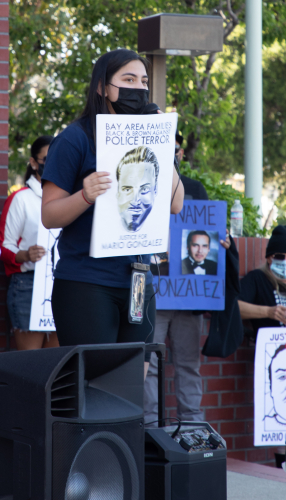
[
  {"left": 79, "top": 49, "right": 149, "bottom": 145},
  {"left": 24, "top": 135, "right": 53, "bottom": 183}
]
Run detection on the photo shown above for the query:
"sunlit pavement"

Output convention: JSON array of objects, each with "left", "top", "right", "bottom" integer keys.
[{"left": 227, "top": 459, "right": 286, "bottom": 499}]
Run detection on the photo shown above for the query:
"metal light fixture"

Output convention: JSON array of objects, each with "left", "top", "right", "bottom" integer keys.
[
  {"left": 138, "top": 14, "right": 223, "bottom": 56},
  {"left": 138, "top": 13, "right": 224, "bottom": 111}
]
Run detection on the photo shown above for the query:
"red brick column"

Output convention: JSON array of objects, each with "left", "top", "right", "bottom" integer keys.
[
  {"left": 164, "top": 237, "right": 280, "bottom": 466},
  {"left": 0, "top": 1, "right": 9, "bottom": 349}
]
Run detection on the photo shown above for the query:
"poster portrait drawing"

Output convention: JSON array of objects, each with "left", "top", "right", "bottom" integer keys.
[
  {"left": 116, "top": 146, "right": 159, "bottom": 232},
  {"left": 264, "top": 343, "right": 286, "bottom": 430}
]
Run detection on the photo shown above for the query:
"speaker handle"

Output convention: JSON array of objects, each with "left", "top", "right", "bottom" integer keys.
[{"left": 145, "top": 343, "right": 166, "bottom": 427}]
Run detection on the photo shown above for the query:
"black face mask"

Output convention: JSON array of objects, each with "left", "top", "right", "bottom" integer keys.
[
  {"left": 37, "top": 162, "right": 45, "bottom": 177},
  {"left": 108, "top": 84, "right": 149, "bottom": 115}
]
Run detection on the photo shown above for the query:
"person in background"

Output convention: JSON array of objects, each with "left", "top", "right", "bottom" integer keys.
[
  {"left": 144, "top": 132, "right": 210, "bottom": 424},
  {"left": 0, "top": 136, "right": 60, "bottom": 350},
  {"left": 238, "top": 225, "right": 286, "bottom": 337},
  {"left": 144, "top": 131, "right": 234, "bottom": 425}
]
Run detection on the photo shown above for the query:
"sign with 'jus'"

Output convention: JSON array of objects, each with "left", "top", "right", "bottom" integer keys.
[
  {"left": 90, "top": 112, "right": 177, "bottom": 258},
  {"left": 151, "top": 200, "right": 227, "bottom": 311}
]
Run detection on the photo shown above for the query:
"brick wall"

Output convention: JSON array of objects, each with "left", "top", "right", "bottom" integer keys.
[
  {"left": 0, "top": 1, "right": 9, "bottom": 350},
  {"left": 164, "top": 236, "right": 281, "bottom": 466}
]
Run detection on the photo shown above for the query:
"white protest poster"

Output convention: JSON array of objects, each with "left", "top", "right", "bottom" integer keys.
[
  {"left": 29, "top": 221, "right": 60, "bottom": 331},
  {"left": 90, "top": 113, "right": 177, "bottom": 258},
  {"left": 254, "top": 327, "right": 286, "bottom": 446}
]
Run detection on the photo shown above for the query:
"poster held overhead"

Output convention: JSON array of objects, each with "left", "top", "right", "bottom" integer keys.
[{"left": 90, "top": 112, "right": 177, "bottom": 258}]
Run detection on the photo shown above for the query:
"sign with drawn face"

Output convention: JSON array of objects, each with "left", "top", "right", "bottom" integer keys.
[
  {"left": 90, "top": 113, "right": 177, "bottom": 258},
  {"left": 254, "top": 327, "right": 286, "bottom": 446},
  {"left": 29, "top": 221, "right": 60, "bottom": 331},
  {"left": 151, "top": 200, "right": 227, "bottom": 310}
]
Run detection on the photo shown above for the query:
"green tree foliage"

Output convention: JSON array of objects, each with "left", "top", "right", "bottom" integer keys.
[
  {"left": 10, "top": 0, "right": 244, "bottom": 177},
  {"left": 9, "top": 0, "right": 286, "bottom": 192},
  {"left": 263, "top": 43, "right": 286, "bottom": 178},
  {"left": 209, "top": 38, "right": 286, "bottom": 181},
  {"left": 180, "top": 160, "right": 266, "bottom": 236}
]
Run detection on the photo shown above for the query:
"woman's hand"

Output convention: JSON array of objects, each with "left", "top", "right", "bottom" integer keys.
[
  {"left": 15, "top": 245, "right": 46, "bottom": 264},
  {"left": 28, "top": 245, "right": 46, "bottom": 262},
  {"left": 82, "top": 171, "right": 112, "bottom": 204},
  {"left": 267, "top": 305, "right": 286, "bottom": 323},
  {"left": 220, "top": 230, "right": 231, "bottom": 250}
]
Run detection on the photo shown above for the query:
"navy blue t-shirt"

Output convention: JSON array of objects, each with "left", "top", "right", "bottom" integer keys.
[{"left": 42, "top": 120, "right": 152, "bottom": 288}]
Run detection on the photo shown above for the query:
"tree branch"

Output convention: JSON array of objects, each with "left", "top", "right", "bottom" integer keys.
[
  {"left": 226, "top": 0, "right": 239, "bottom": 25},
  {"left": 182, "top": 1, "right": 245, "bottom": 167},
  {"left": 201, "top": 53, "right": 217, "bottom": 92},
  {"left": 223, "top": 3, "right": 245, "bottom": 41},
  {"left": 184, "top": 0, "right": 196, "bottom": 6},
  {"left": 190, "top": 56, "right": 201, "bottom": 92}
]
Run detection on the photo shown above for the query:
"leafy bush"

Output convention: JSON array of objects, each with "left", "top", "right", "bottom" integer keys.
[{"left": 180, "top": 161, "right": 266, "bottom": 237}]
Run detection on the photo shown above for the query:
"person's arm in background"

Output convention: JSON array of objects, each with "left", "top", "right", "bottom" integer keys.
[
  {"left": 158, "top": 108, "right": 184, "bottom": 214},
  {"left": 198, "top": 182, "right": 208, "bottom": 201},
  {"left": 238, "top": 300, "right": 286, "bottom": 324},
  {"left": 0, "top": 190, "right": 45, "bottom": 270},
  {"left": 0, "top": 191, "right": 22, "bottom": 273},
  {"left": 170, "top": 166, "right": 184, "bottom": 214},
  {"left": 238, "top": 267, "right": 286, "bottom": 325}
]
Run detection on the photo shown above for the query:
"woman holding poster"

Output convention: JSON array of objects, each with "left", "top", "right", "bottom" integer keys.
[
  {"left": 42, "top": 48, "right": 184, "bottom": 376},
  {"left": 0, "top": 136, "right": 60, "bottom": 350}
]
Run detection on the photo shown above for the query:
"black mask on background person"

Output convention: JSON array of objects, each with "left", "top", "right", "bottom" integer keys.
[
  {"left": 36, "top": 161, "right": 45, "bottom": 177},
  {"left": 108, "top": 84, "right": 149, "bottom": 114}
]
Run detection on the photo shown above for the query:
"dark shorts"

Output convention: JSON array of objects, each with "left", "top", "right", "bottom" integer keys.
[
  {"left": 52, "top": 279, "right": 156, "bottom": 361},
  {"left": 7, "top": 272, "right": 34, "bottom": 331}
]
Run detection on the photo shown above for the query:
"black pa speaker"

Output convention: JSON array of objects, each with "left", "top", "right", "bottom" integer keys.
[
  {"left": 0, "top": 342, "right": 145, "bottom": 500},
  {"left": 145, "top": 423, "right": 227, "bottom": 500}
]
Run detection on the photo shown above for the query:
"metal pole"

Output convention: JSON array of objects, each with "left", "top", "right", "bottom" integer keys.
[
  {"left": 145, "top": 343, "right": 166, "bottom": 427},
  {"left": 244, "top": 0, "right": 263, "bottom": 210},
  {"left": 148, "top": 55, "right": 166, "bottom": 112}
]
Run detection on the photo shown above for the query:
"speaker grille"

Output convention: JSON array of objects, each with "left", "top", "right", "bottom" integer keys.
[
  {"left": 51, "top": 354, "right": 79, "bottom": 418},
  {"left": 52, "top": 420, "right": 144, "bottom": 500}
]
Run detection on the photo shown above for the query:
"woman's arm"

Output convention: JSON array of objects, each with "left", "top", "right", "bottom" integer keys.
[
  {"left": 42, "top": 172, "right": 112, "bottom": 229},
  {"left": 238, "top": 299, "right": 286, "bottom": 323},
  {"left": 170, "top": 166, "right": 184, "bottom": 214},
  {"left": 0, "top": 192, "right": 46, "bottom": 267},
  {"left": 1, "top": 192, "right": 26, "bottom": 269}
]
